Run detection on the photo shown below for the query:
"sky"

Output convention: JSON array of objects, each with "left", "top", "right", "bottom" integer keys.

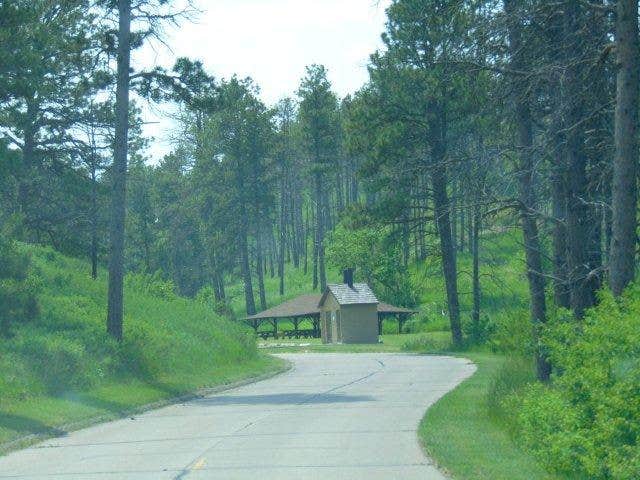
[{"left": 134, "top": 0, "right": 392, "bottom": 160}]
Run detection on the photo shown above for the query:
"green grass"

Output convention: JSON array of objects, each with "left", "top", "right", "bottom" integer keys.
[
  {"left": 419, "top": 352, "right": 572, "bottom": 480},
  {"left": 0, "top": 245, "right": 284, "bottom": 450},
  {"left": 258, "top": 331, "right": 453, "bottom": 353},
  {"left": 227, "top": 262, "right": 342, "bottom": 318}
]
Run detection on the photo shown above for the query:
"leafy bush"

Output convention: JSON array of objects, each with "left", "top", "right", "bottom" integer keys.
[
  {"left": 326, "top": 222, "right": 417, "bottom": 307},
  {"left": 489, "top": 308, "right": 534, "bottom": 354},
  {"left": 486, "top": 356, "right": 535, "bottom": 425},
  {"left": 401, "top": 333, "right": 452, "bottom": 352},
  {"left": 0, "top": 236, "right": 40, "bottom": 336},
  {"left": 509, "top": 287, "right": 640, "bottom": 479},
  {"left": 124, "top": 271, "right": 176, "bottom": 299},
  {"left": 402, "top": 311, "right": 451, "bottom": 333}
]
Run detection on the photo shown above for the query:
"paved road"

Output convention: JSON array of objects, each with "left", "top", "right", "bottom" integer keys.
[{"left": 0, "top": 353, "right": 475, "bottom": 480}]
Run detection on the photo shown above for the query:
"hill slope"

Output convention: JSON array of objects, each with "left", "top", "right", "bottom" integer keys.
[{"left": 0, "top": 244, "right": 283, "bottom": 449}]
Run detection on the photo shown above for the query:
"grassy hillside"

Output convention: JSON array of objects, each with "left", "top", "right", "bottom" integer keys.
[
  {"left": 405, "top": 230, "right": 531, "bottom": 339},
  {"left": 0, "top": 244, "right": 283, "bottom": 449}
]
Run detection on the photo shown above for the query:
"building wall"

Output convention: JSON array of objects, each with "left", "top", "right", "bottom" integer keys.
[
  {"left": 320, "top": 293, "right": 340, "bottom": 344},
  {"left": 339, "top": 303, "right": 378, "bottom": 344},
  {"left": 320, "top": 292, "right": 378, "bottom": 344}
]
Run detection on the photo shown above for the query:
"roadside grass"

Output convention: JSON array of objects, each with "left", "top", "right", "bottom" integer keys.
[
  {"left": 258, "top": 331, "right": 453, "bottom": 353},
  {"left": 0, "top": 245, "right": 283, "bottom": 450},
  {"left": 419, "top": 352, "right": 574, "bottom": 480}
]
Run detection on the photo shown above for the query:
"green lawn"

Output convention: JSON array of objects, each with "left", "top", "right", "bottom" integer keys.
[
  {"left": 419, "top": 352, "right": 572, "bottom": 480},
  {"left": 258, "top": 331, "right": 453, "bottom": 353}
]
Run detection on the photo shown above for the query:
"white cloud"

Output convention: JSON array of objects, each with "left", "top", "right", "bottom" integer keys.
[{"left": 133, "top": 0, "right": 391, "bottom": 161}]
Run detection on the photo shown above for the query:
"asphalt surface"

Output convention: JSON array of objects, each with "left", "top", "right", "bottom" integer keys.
[{"left": 0, "top": 353, "right": 475, "bottom": 480}]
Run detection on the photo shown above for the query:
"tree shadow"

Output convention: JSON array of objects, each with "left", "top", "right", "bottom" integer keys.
[
  {"left": 192, "top": 392, "right": 374, "bottom": 406},
  {"left": 0, "top": 413, "right": 66, "bottom": 438}
]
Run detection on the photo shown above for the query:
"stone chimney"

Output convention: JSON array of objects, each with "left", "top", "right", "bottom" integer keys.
[{"left": 343, "top": 268, "right": 354, "bottom": 288}]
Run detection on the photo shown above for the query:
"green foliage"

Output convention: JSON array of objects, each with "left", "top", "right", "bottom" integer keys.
[
  {"left": 124, "top": 271, "right": 176, "bottom": 300},
  {"left": 326, "top": 222, "right": 416, "bottom": 306},
  {"left": 0, "top": 237, "right": 40, "bottom": 336},
  {"left": 509, "top": 287, "right": 640, "bottom": 479},
  {"left": 420, "top": 353, "right": 569, "bottom": 480},
  {"left": 0, "top": 244, "right": 263, "bottom": 410},
  {"left": 486, "top": 356, "right": 536, "bottom": 425}
]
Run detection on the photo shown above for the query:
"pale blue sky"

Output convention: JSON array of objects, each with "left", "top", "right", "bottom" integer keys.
[{"left": 135, "top": 0, "right": 391, "bottom": 160}]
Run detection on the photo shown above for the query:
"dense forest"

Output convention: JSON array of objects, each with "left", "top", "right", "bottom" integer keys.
[{"left": 1, "top": 1, "right": 639, "bottom": 478}]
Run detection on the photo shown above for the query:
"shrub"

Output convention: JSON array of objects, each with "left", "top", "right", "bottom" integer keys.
[
  {"left": 510, "top": 286, "right": 640, "bottom": 479},
  {"left": 11, "top": 332, "right": 99, "bottom": 393},
  {"left": 401, "top": 333, "right": 452, "bottom": 352},
  {"left": 489, "top": 308, "right": 534, "bottom": 354},
  {"left": 125, "top": 271, "right": 176, "bottom": 299},
  {"left": 0, "top": 237, "right": 40, "bottom": 336},
  {"left": 486, "top": 356, "right": 536, "bottom": 425}
]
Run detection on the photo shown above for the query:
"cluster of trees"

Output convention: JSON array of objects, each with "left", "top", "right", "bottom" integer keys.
[
  {"left": 0, "top": 1, "right": 370, "bottom": 337},
  {"left": 128, "top": 66, "right": 362, "bottom": 317},
  {"left": 342, "top": 0, "right": 638, "bottom": 379},
  {"left": 1, "top": 0, "right": 638, "bottom": 373}
]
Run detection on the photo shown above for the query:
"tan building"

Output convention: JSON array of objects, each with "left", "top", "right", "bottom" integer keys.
[
  {"left": 243, "top": 269, "right": 417, "bottom": 342},
  {"left": 318, "top": 270, "right": 379, "bottom": 344}
]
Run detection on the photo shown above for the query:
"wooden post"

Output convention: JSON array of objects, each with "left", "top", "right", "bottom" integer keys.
[
  {"left": 314, "top": 316, "right": 321, "bottom": 338},
  {"left": 293, "top": 318, "right": 300, "bottom": 338},
  {"left": 399, "top": 314, "right": 406, "bottom": 334}
]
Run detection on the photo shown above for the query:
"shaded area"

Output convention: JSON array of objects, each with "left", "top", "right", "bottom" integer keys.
[
  {"left": 0, "top": 413, "right": 66, "bottom": 438},
  {"left": 192, "top": 392, "right": 374, "bottom": 406}
]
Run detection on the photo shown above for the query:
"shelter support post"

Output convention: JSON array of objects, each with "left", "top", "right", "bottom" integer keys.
[{"left": 292, "top": 318, "right": 300, "bottom": 338}]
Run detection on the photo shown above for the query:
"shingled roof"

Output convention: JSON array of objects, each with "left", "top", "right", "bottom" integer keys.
[
  {"left": 319, "top": 283, "right": 378, "bottom": 306},
  {"left": 377, "top": 302, "right": 419, "bottom": 314},
  {"left": 245, "top": 294, "right": 321, "bottom": 320}
]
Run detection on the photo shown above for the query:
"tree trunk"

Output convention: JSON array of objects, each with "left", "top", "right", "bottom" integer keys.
[
  {"left": 459, "top": 190, "right": 465, "bottom": 253},
  {"left": 312, "top": 194, "right": 318, "bottom": 290},
  {"left": 451, "top": 179, "right": 458, "bottom": 252},
  {"left": 106, "top": 0, "right": 131, "bottom": 341},
  {"left": 290, "top": 188, "right": 300, "bottom": 269},
  {"left": 268, "top": 230, "right": 275, "bottom": 279},
  {"left": 610, "top": 0, "right": 639, "bottom": 296},
  {"left": 563, "top": 3, "right": 597, "bottom": 318},
  {"left": 431, "top": 154, "right": 463, "bottom": 347},
  {"left": 279, "top": 176, "right": 286, "bottom": 295},
  {"left": 318, "top": 187, "right": 328, "bottom": 291},
  {"left": 255, "top": 227, "right": 267, "bottom": 311},
  {"left": 304, "top": 202, "right": 309, "bottom": 275},
  {"left": 240, "top": 225, "right": 256, "bottom": 315},
  {"left": 505, "top": 0, "right": 551, "bottom": 381},
  {"left": 90, "top": 164, "right": 98, "bottom": 280},
  {"left": 550, "top": 136, "right": 570, "bottom": 309},
  {"left": 19, "top": 100, "right": 38, "bottom": 216},
  {"left": 471, "top": 201, "right": 481, "bottom": 331}
]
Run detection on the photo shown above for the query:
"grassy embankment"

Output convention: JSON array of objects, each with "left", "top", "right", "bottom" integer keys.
[
  {"left": 0, "top": 245, "right": 284, "bottom": 451},
  {"left": 410, "top": 232, "right": 574, "bottom": 479}
]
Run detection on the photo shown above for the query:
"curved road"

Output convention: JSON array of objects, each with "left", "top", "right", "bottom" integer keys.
[{"left": 0, "top": 353, "right": 475, "bottom": 480}]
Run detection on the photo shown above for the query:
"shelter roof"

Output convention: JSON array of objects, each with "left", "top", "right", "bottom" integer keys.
[
  {"left": 244, "top": 292, "right": 417, "bottom": 320},
  {"left": 320, "top": 283, "right": 378, "bottom": 306}
]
